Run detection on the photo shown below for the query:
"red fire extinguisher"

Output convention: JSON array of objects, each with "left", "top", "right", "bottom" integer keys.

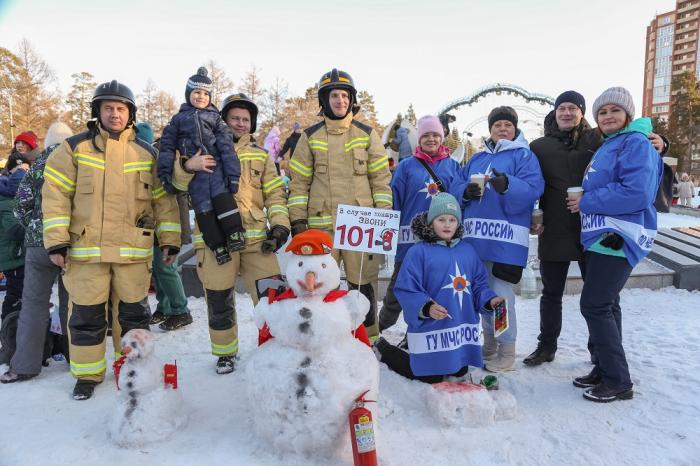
[{"left": 349, "top": 390, "right": 378, "bottom": 466}]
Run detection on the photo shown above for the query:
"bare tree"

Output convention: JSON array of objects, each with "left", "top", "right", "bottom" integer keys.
[
  {"left": 240, "top": 65, "right": 265, "bottom": 103},
  {"left": 12, "top": 39, "right": 61, "bottom": 144},
  {"left": 150, "top": 90, "right": 179, "bottom": 138},
  {"left": 65, "top": 71, "right": 97, "bottom": 132},
  {"left": 206, "top": 60, "right": 234, "bottom": 107},
  {"left": 137, "top": 78, "right": 159, "bottom": 126},
  {"left": 260, "top": 76, "right": 288, "bottom": 129}
]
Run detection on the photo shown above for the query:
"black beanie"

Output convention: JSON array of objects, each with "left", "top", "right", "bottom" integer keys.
[
  {"left": 554, "top": 90, "right": 586, "bottom": 114},
  {"left": 488, "top": 106, "right": 518, "bottom": 131}
]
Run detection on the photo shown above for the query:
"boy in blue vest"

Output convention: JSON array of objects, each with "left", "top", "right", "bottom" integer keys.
[{"left": 374, "top": 193, "right": 503, "bottom": 383}]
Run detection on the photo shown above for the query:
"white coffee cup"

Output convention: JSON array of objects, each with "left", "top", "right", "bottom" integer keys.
[
  {"left": 471, "top": 174, "right": 486, "bottom": 192},
  {"left": 567, "top": 187, "right": 584, "bottom": 200}
]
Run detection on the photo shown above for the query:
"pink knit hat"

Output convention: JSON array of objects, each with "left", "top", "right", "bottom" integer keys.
[{"left": 416, "top": 115, "right": 444, "bottom": 141}]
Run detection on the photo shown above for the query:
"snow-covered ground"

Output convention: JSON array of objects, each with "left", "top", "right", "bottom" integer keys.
[{"left": 1, "top": 287, "right": 699, "bottom": 466}]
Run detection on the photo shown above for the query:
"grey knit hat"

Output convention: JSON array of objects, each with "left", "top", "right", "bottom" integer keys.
[
  {"left": 592, "top": 87, "right": 635, "bottom": 122},
  {"left": 427, "top": 192, "right": 462, "bottom": 224}
]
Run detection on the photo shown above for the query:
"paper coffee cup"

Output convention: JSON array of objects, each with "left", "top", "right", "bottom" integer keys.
[
  {"left": 567, "top": 187, "right": 583, "bottom": 200},
  {"left": 471, "top": 174, "right": 486, "bottom": 191},
  {"left": 531, "top": 208, "right": 544, "bottom": 226}
]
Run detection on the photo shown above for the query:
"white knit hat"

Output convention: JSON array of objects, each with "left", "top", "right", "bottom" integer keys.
[
  {"left": 592, "top": 87, "right": 635, "bottom": 122},
  {"left": 44, "top": 122, "right": 74, "bottom": 148}
]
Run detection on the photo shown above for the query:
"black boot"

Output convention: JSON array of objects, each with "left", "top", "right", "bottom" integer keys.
[
  {"left": 158, "top": 313, "right": 193, "bottom": 331},
  {"left": 523, "top": 345, "right": 556, "bottom": 367},
  {"left": 573, "top": 369, "right": 603, "bottom": 388},
  {"left": 583, "top": 383, "right": 633, "bottom": 402},
  {"left": 150, "top": 310, "right": 167, "bottom": 325},
  {"left": 216, "top": 356, "right": 235, "bottom": 374},
  {"left": 72, "top": 379, "right": 99, "bottom": 400}
]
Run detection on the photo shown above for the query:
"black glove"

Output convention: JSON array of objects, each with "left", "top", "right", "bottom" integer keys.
[
  {"left": 489, "top": 168, "right": 509, "bottom": 194},
  {"left": 261, "top": 225, "right": 290, "bottom": 254},
  {"left": 47, "top": 245, "right": 68, "bottom": 258},
  {"left": 463, "top": 183, "right": 483, "bottom": 201},
  {"left": 600, "top": 232, "right": 624, "bottom": 250},
  {"left": 162, "top": 246, "right": 180, "bottom": 257},
  {"left": 291, "top": 220, "right": 308, "bottom": 237},
  {"left": 7, "top": 224, "right": 25, "bottom": 242}
]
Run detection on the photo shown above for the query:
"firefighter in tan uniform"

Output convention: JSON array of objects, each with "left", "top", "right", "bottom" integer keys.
[
  {"left": 288, "top": 69, "right": 392, "bottom": 338},
  {"left": 42, "top": 81, "right": 181, "bottom": 400},
  {"left": 174, "top": 93, "right": 289, "bottom": 374}
]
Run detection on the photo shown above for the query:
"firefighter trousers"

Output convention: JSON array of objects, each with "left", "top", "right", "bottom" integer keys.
[
  {"left": 63, "top": 261, "right": 151, "bottom": 382},
  {"left": 196, "top": 244, "right": 284, "bottom": 357}
]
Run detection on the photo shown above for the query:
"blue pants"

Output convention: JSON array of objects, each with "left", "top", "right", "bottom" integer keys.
[{"left": 580, "top": 252, "right": 633, "bottom": 390}]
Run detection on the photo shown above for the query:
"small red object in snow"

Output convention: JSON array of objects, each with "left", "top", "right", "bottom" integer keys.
[
  {"left": 164, "top": 362, "right": 178, "bottom": 389},
  {"left": 432, "top": 381, "right": 486, "bottom": 393}
]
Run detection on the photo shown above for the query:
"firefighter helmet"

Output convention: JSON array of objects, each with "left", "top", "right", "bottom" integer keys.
[
  {"left": 220, "top": 93, "right": 259, "bottom": 133},
  {"left": 90, "top": 80, "right": 137, "bottom": 124},
  {"left": 317, "top": 68, "right": 358, "bottom": 118}
]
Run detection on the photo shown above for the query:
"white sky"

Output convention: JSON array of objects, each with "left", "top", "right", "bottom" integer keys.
[{"left": 0, "top": 0, "right": 676, "bottom": 132}]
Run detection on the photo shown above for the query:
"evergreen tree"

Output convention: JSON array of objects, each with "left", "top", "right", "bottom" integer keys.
[
  {"left": 65, "top": 72, "right": 97, "bottom": 132},
  {"left": 667, "top": 71, "right": 700, "bottom": 173},
  {"left": 356, "top": 90, "right": 382, "bottom": 132}
]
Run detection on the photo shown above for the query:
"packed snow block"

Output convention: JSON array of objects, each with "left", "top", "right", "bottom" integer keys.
[
  {"left": 109, "top": 329, "right": 187, "bottom": 447},
  {"left": 655, "top": 233, "right": 700, "bottom": 261},
  {"left": 648, "top": 243, "right": 700, "bottom": 291},
  {"left": 425, "top": 382, "right": 517, "bottom": 427}
]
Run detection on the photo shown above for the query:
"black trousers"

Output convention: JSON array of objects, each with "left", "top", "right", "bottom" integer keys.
[
  {"left": 537, "top": 260, "right": 591, "bottom": 354},
  {"left": 1, "top": 266, "right": 24, "bottom": 320},
  {"left": 378, "top": 260, "right": 402, "bottom": 331},
  {"left": 196, "top": 193, "right": 244, "bottom": 250},
  {"left": 376, "top": 339, "right": 468, "bottom": 385},
  {"left": 580, "top": 252, "right": 633, "bottom": 390}
]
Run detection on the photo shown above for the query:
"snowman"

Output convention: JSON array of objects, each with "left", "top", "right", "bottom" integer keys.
[
  {"left": 109, "top": 329, "right": 186, "bottom": 446},
  {"left": 245, "top": 230, "right": 379, "bottom": 457}
]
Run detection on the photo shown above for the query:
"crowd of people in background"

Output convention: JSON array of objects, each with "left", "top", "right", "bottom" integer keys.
[{"left": 0, "top": 64, "right": 685, "bottom": 404}]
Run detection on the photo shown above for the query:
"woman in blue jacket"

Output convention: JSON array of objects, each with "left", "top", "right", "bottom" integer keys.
[
  {"left": 567, "top": 87, "right": 662, "bottom": 403},
  {"left": 378, "top": 115, "right": 460, "bottom": 332},
  {"left": 450, "top": 107, "right": 544, "bottom": 372}
]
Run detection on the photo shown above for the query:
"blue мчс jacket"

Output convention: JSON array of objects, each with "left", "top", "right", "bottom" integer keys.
[
  {"left": 392, "top": 156, "right": 460, "bottom": 262},
  {"left": 450, "top": 131, "right": 544, "bottom": 267},
  {"left": 579, "top": 118, "right": 662, "bottom": 267},
  {"left": 157, "top": 103, "right": 240, "bottom": 213}
]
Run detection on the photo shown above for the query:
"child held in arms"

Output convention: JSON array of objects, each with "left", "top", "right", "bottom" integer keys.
[
  {"left": 375, "top": 192, "right": 504, "bottom": 383},
  {"left": 158, "top": 66, "right": 245, "bottom": 265}
]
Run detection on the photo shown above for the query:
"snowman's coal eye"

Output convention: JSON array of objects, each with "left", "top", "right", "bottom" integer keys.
[
  {"left": 130, "top": 341, "right": 137, "bottom": 349},
  {"left": 321, "top": 263, "right": 327, "bottom": 268},
  {"left": 298, "top": 261, "right": 303, "bottom": 267}
]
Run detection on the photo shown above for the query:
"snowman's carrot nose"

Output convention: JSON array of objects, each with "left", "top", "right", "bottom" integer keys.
[
  {"left": 305, "top": 271, "right": 316, "bottom": 292},
  {"left": 122, "top": 346, "right": 132, "bottom": 356}
]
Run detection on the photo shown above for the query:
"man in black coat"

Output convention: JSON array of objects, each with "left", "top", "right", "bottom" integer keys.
[{"left": 524, "top": 90, "right": 668, "bottom": 367}]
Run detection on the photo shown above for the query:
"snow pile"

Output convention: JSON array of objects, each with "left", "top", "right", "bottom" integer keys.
[
  {"left": 425, "top": 381, "right": 517, "bottom": 428},
  {"left": 245, "top": 248, "right": 379, "bottom": 457},
  {"left": 108, "top": 329, "right": 186, "bottom": 447}
]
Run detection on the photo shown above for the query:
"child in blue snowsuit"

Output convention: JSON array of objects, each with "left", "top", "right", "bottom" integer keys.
[
  {"left": 374, "top": 193, "right": 503, "bottom": 384},
  {"left": 157, "top": 67, "right": 244, "bottom": 265}
]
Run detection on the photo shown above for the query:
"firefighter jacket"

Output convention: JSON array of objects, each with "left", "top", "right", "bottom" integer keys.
[
  {"left": 288, "top": 114, "right": 392, "bottom": 229},
  {"left": 178, "top": 134, "right": 290, "bottom": 249},
  {"left": 42, "top": 124, "right": 181, "bottom": 263}
]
